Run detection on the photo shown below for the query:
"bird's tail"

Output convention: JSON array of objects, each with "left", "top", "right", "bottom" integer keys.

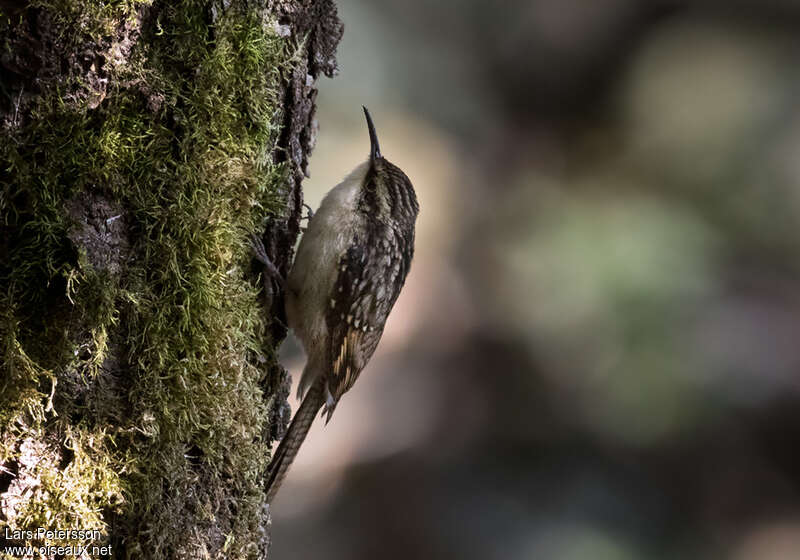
[{"left": 265, "top": 377, "right": 325, "bottom": 503}]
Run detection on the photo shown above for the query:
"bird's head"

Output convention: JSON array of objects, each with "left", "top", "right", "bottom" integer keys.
[{"left": 359, "top": 107, "right": 419, "bottom": 226}]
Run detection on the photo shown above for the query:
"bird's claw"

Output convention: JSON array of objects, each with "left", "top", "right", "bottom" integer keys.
[
  {"left": 302, "top": 203, "right": 314, "bottom": 222},
  {"left": 251, "top": 233, "right": 286, "bottom": 290},
  {"left": 250, "top": 234, "right": 269, "bottom": 265}
]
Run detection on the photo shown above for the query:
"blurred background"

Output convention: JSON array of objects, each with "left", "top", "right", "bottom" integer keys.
[{"left": 271, "top": 1, "right": 800, "bottom": 558}]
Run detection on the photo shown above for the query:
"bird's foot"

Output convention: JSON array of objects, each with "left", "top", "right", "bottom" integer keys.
[
  {"left": 250, "top": 234, "right": 287, "bottom": 290},
  {"left": 302, "top": 203, "right": 314, "bottom": 222}
]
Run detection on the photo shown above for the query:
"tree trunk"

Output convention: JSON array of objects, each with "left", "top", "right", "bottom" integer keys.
[{"left": 0, "top": 1, "right": 341, "bottom": 557}]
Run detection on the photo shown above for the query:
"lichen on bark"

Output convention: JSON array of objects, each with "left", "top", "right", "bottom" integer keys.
[{"left": 0, "top": 0, "right": 342, "bottom": 557}]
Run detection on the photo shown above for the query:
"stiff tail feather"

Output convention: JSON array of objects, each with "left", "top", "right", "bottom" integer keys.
[{"left": 265, "top": 377, "right": 325, "bottom": 503}]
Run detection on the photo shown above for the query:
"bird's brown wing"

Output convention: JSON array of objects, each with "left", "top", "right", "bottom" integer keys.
[{"left": 325, "top": 227, "right": 413, "bottom": 405}]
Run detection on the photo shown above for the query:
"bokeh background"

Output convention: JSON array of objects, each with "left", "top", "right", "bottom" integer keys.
[{"left": 271, "top": 1, "right": 800, "bottom": 558}]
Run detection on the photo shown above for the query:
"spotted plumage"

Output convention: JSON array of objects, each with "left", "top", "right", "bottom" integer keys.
[
  {"left": 325, "top": 216, "right": 415, "bottom": 416},
  {"left": 259, "top": 108, "right": 418, "bottom": 502}
]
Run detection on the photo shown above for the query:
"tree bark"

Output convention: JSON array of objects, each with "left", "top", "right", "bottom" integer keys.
[{"left": 0, "top": 1, "right": 341, "bottom": 557}]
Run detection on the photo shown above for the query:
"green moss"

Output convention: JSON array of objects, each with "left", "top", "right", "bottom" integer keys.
[
  {"left": 28, "top": 0, "right": 151, "bottom": 42},
  {"left": 1, "top": 1, "right": 293, "bottom": 557},
  {"left": 1, "top": 423, "right": 127, "bottom": 548}
]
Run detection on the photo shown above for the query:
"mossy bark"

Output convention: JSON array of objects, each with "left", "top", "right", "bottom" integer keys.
[{"left": 0, "top": 1, "right": 342, "bottom": 558}]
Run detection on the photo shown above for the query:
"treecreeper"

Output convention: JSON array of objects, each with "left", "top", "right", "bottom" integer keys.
[{"left": 253, "top": 107, "right": 419, "bottom": 503}]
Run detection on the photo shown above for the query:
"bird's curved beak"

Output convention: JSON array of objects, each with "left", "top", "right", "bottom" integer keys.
[{"left": 363, "top": 106, "right": 382, "bottom": 161}]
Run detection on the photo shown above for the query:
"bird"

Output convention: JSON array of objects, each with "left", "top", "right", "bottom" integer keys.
[{"left": 253, "top": 107, "right": 419, "bottom": 503}]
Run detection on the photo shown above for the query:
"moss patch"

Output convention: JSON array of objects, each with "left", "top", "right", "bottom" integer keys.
[{"left": 1, "top": 1, "right": 294, "bottom": 557}]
